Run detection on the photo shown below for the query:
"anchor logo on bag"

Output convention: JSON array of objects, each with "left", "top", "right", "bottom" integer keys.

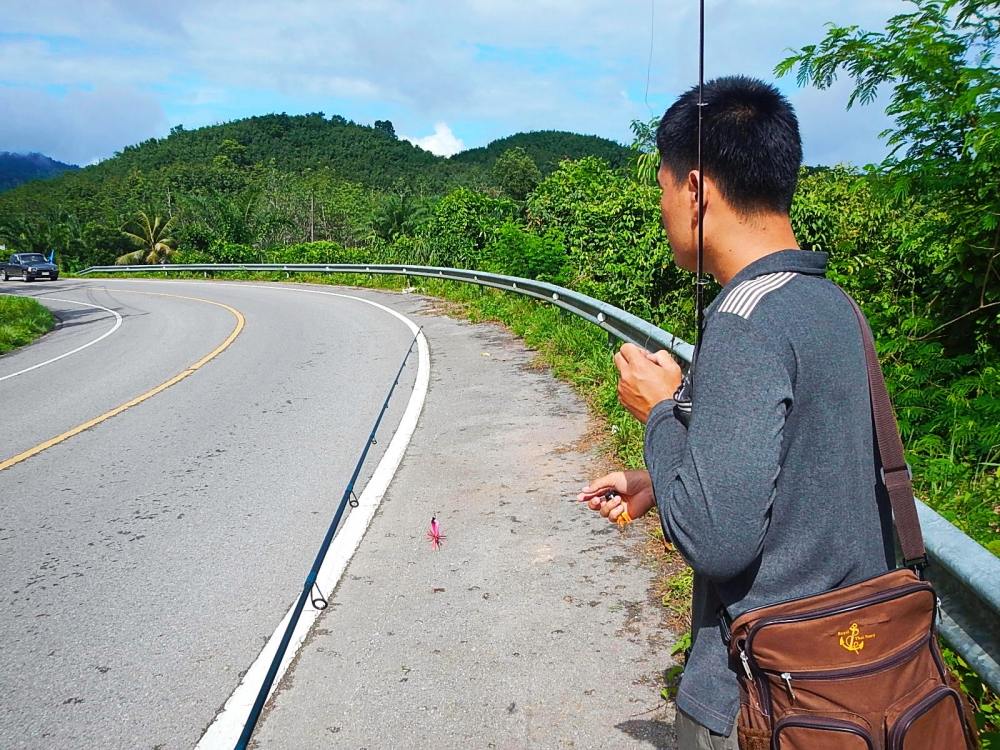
[{"left": 837, "top": 622, "right": 876, "bottom": 654}]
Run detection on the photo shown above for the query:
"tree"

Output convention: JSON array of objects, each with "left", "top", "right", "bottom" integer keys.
[
  {"left": 374, "top": 120, "right": 397, "bottom": 139},
  {"left": 776, "top": 0, "right": 1000, "bottom": 348},
  {"left": 372, "top": 189, "right": 431, "bottom": 241},
  {"left": 491, "top": 147, "right": 542, "bottom": 201},
  {"left": 116, "top": 211, "right": 177, "bottom": 264},
  {"left": 629, "top": 116, "right": 660, "bottom": 185}
]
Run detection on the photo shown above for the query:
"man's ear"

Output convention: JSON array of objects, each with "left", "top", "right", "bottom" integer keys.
[
  {"left": 687, "top": 170, "right": 713, "bottom": 215},
  {"left": 687, "top": 169, "right": 706, "bottom": 228}
]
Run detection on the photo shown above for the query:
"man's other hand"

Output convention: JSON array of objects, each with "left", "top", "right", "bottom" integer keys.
[
  {"left": 614, "top": 344, "right": 682, "bottom": 423},
  {"left": 576, "top": 470, "right": 656, "bottom": 525}
]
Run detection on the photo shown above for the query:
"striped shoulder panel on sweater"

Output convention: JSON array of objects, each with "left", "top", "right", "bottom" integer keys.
[{"left": 717, "top": 271, "right": 797, "bottom": 319}]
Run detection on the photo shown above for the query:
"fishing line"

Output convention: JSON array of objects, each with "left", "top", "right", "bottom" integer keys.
[
  {"left": 235, "top": 327, "right": 422, "bottom": 749},
  {"left": 644, "top": 0, "right": 656, "bottom": 114}
]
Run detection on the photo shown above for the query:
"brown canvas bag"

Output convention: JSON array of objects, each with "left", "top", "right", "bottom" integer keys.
[{"left": 724, "top": 294, "right": 980, "bottom": 750}]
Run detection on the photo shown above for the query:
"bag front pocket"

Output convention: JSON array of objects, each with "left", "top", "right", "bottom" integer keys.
[
  {"left": 774, "top": 714, "right": 874, "bottom": 749},
  {"left": 886, "top": 684, "right": 971, "bottom": 750}
]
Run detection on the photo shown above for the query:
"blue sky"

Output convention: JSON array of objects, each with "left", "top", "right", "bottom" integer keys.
[{"left": 0, "top": 0, "right": 902, "bottom": 166}]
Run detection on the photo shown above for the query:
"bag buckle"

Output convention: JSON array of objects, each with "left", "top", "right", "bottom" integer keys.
[
  {"left": 904, "top": 554, "right": 929, "bottom": 578},
  {"left": 880, "top": 463, "right": 912, "bottom": 483},
  {"left": 717, "top": 605, "right": 732, "bottom": 645}
]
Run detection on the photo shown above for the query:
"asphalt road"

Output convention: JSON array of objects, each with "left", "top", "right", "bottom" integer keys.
[{"left": 0, "top": 278, "right": 677, "bottom": 749}]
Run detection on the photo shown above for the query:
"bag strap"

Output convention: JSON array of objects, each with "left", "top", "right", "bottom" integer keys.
[{"left": 841, "top": 292, "right": 927, "bottom": 567}]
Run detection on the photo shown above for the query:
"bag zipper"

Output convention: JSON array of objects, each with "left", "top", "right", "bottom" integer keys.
[
  {"left": 734, "top": 568, "right": 925, "bottom": 624},
  {"left": 764, "top": 634, "right": 930, "bottom": 704},
  {"left": 745, "top": 582, "right": 932, "bottom": 657},
  {"left": 887, "top": 685, "right": 966, "bottom": 750},
  {"left": 773, "top": 714, "right": 874, "bottom": 748}
]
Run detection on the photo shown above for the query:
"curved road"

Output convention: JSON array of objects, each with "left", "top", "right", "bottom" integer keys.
[
  {"left": 0, "top": 278, "right": 420, "bottom": 748},
  {"left": 1, "top": 277, "right": 677, "bottom": 750}
]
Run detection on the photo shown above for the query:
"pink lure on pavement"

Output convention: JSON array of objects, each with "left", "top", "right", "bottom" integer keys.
[{"left": 427, "top": 517, "right": 445, "bottom": 550}]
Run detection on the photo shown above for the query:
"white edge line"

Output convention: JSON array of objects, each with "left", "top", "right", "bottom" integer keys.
[
  {"left": 195, "top": 287, "right": 430, "bottom": 749},
  {"left": 0, "top": 297, "right": 123, "bottom": 382}
]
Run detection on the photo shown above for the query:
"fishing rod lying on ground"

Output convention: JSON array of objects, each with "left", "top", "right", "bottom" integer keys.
[{"left": 235, "top": 328, "right": 422, "bottom": 749}]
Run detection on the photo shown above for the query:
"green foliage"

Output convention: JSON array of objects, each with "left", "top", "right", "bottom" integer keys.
[
  {"left": 483, "top": 222, "right": 568, "bottom": 283},
  {"left": 527, "top": 157, "right": 691, "bottom": 333},
  {"left": 942, "top": 646, "right": 1000, "bottom": 747},
  {"left": 117, "top": 212, "right": 178, "bottom": 265},
  {"left": 372, "top": 190, "right": 432, "bottom": 241},
  {"left": 777, "top": 0, "right": 1000, "bottom": 351},
  {"left": 419, "top": 187, "right": 518, "bottom": 268},
  {"left": 373, "top": 120, "right": 396, "bottom": 139},
  {"left": 451, "top": 130, "right": 630, "bottom": 174},
  {"left": 0, "top": 295, "right": 55, "bottom": 354},
  {"left": 629, "top": 117, "right": 660, "bottom": 186},
  {"left": 490, "top": 147, "right": 542, "bottom": 201}
]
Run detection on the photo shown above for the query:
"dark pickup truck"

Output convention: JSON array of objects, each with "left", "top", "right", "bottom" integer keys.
[{"left": 1, "top": 253, "right": 59, "bottom": 282}]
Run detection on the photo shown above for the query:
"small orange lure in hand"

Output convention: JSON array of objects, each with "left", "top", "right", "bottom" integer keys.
[{"left": 604, "top": 491, "right": 632, "bottom": 527}]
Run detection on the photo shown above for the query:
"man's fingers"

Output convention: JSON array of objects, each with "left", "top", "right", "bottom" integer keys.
[
  {"left": 599, "top": 497, "right": 622, "bottom": 518},
  {"left": 613, "top": 349, "right": 627, "bottom": 374},
  {"left": 619, "top": 343, "right": 649, "bottom": 363},
  {"left": 646, "top": 350, "right": 676, "bottom": 369},
  {"left": 578, "top": 473, "right": 625, "bottom": 499}
]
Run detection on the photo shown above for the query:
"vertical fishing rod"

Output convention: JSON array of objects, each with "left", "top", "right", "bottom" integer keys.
[
  {"left": 235, "top": 328, "right": 421, "bottom": 750},
  {"left": 695, "top": 0, "right": 707, "bottom": 350}
]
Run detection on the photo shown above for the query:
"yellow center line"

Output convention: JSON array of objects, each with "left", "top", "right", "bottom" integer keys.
[{"left": 0, "top": 289, "right": 246, "bottom": 472}]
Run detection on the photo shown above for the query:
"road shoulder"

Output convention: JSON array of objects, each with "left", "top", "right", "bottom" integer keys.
[{"left": 252, "top": 289, "right": 678, "bottom": 749}]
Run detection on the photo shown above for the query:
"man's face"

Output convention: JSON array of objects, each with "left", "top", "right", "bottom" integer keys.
[{"left": 657, "top": 162, "right": 696, "bottom": 272}]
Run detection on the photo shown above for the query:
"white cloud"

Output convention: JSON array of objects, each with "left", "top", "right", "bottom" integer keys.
[
  {"left": 0, "top": 1, "right": 905, "bottom": 164},
  {"left": 402, "top": 122, "right": 466, "bottom": 157}
]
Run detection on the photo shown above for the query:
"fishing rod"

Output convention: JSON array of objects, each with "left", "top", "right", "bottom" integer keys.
[
  {"left": 696, "top": 0, "right": 706, "bottom": 351},
  {"left": 235, "top": 327, "right": 422, "bottom": 749}
]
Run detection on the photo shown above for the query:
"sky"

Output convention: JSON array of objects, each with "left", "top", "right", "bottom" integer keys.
[{"left": 0, "top": 0, "right": 903, "bottom": 167}]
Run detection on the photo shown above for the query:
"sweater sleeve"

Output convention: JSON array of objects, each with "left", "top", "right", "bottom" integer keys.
[{"left": 643, "top": 313, "right": 793, "bottom": 581}]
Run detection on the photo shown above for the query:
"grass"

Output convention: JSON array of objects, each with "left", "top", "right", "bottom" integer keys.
[{"left": 0, "top": 294, "right": 55, "bottom": 355}]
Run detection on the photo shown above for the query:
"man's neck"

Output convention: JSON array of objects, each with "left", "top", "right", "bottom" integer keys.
[{"left": 707, "top": 214, "right": 800, "bottom": 286}]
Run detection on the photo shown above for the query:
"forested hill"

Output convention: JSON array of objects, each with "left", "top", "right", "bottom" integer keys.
[
  {"left": 18, "top": 114, "right": 626, "bottom": 192},
  {"left": 81, "top": 113, "right": 463, "bottom": 190},
  {"left": 0, "top": 152, "right": 78, "bottom": 192},
  {"left": 0, "top": 112, "right": 629, "bottom": 268},
  {"left": 451, "top": 130, "right": 629, "bottom": 172}
]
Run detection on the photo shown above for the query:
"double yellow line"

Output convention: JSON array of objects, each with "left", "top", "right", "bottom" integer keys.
[{"left": 0, "top": 290, "right": 245, "bottom": 473}]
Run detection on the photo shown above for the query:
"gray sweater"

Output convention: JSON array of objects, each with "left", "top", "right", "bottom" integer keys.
[{"left": 644, "top": 250, "right": 894, "bottom": 733}]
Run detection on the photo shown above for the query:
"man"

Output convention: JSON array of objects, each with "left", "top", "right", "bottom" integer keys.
[{"left": 577, "top": 76, "right": 894, "bottom": 748}]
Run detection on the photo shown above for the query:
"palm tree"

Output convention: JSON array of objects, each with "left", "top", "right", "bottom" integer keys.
[{"left": 116, "top": 212, "right": 177, "bottom": 265}]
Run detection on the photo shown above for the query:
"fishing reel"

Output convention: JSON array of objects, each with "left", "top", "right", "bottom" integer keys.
[{"left": 673, "top": 373, "right": 693, "bottom": 428}]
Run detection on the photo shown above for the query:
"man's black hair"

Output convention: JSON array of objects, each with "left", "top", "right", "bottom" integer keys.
[{"left": 656, "top": 75, "right": 802, "bottom": 215}]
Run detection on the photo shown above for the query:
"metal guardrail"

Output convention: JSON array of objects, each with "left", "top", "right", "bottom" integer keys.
[
  {"left": 78, "top": 263, "right": 696, "bottom": 361},
  {"left": 79, "top": 262, "right": 999, "bottom": 692}
]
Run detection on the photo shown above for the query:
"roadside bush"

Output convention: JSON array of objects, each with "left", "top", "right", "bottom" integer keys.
[
  {"left": 527, "top": 157, "right": 688, "bottom": 330},
  {"left": 483, "top": 222, "right": 569, "bottom": 284},
  {"left": 417, "top": 187, "right": 518, "bottom": 269}
]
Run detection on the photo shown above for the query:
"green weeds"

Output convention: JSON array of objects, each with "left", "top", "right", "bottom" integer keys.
[{"left": 0, "top": 295, "right": 55, "bottom": 355}]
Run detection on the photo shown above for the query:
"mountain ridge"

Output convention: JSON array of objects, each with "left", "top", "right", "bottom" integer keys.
[{"left": 0, "top": 152, "right": 79, "bottom": 192}]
